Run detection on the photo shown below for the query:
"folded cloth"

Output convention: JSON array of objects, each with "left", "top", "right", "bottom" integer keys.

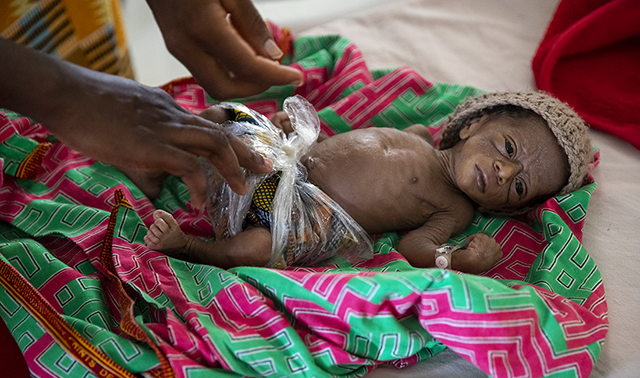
[{"left": 532, "top": 0, "right": 640, "bottom": 149}]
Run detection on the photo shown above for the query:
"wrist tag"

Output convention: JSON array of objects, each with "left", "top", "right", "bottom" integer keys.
[{"left": 435, "top": 243, "right": 463, "bottom": 269}]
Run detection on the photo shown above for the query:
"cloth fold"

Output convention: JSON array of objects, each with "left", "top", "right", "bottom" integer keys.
[{"left": 533, "top": 0, "right": 640, "bottom": 149}]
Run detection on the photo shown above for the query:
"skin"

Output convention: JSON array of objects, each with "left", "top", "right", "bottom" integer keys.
[
  {"left": 1, "top": 0, "right": 302, "bottom": 207},
  {"left": 147, "top": 0, "right": 303, "bottom": 99},
  {"left": 0, "top": 38, "right": 273, "bottom": 207},
  {"left": 144, "top": 108, "right": 570, "bottom": 273},
  {"left": 451, "top": 114, "right": 569, "bottom": 212}
]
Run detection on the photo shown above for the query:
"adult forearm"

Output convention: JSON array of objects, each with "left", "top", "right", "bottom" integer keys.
[
  {"left": 0, "top": 37, "right": 273, "bottom": 204},
  {"left": 0, "top": 38, "right": 71, "bottom": 123}
]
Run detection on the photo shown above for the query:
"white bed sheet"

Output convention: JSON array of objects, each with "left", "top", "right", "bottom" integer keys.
[{"left": 300, "top": 1, "right": 640, "bottom": 377}]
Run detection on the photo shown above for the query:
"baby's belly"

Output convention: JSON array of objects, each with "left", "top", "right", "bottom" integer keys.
[{"left": 302, "top": 144, "right": 433, "bottom": 233}]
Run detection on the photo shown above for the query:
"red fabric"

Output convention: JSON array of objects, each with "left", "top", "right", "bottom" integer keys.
[
  {"left": 0, "top": 318, "right": 30, "bottom": 378},
  {"left": 532, "top": 0, "right": 640, "bottom": 150}
]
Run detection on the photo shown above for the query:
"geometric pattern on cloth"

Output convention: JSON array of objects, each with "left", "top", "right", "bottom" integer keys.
[
  {"left": 1, "top": 0, "right": 134, "bottom": 78},
  {"left": 0, "top": 253, "right": 138, "bottom": 378},
  {"left": 0, "top": 23, "right": 607, "bottom": 378}
]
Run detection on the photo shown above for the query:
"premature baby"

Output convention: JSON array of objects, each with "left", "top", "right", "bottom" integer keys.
[{"left": 137, "top": 91, "right": 592, "bottom": 274}]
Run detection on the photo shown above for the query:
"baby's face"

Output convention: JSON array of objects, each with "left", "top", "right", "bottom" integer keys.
[{"left": 453, "top": 113, "right": 570, "bottom": 212}]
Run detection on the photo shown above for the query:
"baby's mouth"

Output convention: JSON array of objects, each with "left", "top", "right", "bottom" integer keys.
[{"left": 475, "top": 164, "right": 486, "bottom": 193}]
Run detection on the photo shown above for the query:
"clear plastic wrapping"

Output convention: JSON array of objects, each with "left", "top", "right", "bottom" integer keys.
[{"left": 204, "top": 95, "right": 373, "bottom": 268}]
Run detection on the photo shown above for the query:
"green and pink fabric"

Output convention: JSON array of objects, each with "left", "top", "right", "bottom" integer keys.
[{"left": 0, "top": 25, "right": 607, "bottom": 378}]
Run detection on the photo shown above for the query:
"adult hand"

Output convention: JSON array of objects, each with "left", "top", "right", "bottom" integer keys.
[
  {"left": 53, "top": 69, "right": 273, "bottom": 208},
  {"left": 0, "top": 39, "right": 272, "bottom": 208},
  {"left": 146, "top": 0, "right": 304, "bottom": 100}
]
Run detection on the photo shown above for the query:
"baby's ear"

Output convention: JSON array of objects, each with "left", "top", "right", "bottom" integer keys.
[{"left": 459, "top": 114, "right": 489, "bottom": 140}]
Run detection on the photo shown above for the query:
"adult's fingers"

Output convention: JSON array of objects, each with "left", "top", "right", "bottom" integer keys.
[
  {"left": 192, "top": 34, "right": 301, "bottom": 91},
  {"left": 159, "top": 116, "right": 250, "bottom": 196},
  {"left": 173, "top": 125, "right": 275, "bottom": 200},
  {"left": 142, "top": 142, "right": 211, "bottom": 209},
  {"left": 169, "top": 115, "right": 273, "bottom": 175},
  {"left": 226, "top": 133, "right": 273, "bottom": 174},
  {"left": 186, "top": 47, "right": 302, "bottom": 100},
  {"left": 183, "top": 5, "right": 302, "bottom": 95},
  {"left": 147, "top": 0, "right": 302, "bottom": 99},
  {"left": 173, "top": 33, "right": 300, "bottom": 100},
  {"left": 221, "top": 0, "right": 283, "bottom": 60},
  {"left": 200, "top": 134, "right": 248, "bottom": 195},
  {"left": 130, "top": 130, "right": 241, "bottom": 208},
  {"left": 187, "top": 50, "right": 279, "bottom": 99}
]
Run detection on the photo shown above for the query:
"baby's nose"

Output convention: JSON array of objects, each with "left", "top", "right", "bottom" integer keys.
[{"left": 495, "top": 160, "right": 517, "bottom": 183}]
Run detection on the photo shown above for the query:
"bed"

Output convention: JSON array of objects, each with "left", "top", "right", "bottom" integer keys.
[
  {"left": 1, "top": 0, "right": 638, "bottom": 377},
  {"left": 293, "top": 2, "right": 640, "bottom": 377}
]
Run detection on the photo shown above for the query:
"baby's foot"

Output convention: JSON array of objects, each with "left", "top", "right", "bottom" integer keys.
[{"left": 144, "top": 210, "right": 188, "bottom": 256}]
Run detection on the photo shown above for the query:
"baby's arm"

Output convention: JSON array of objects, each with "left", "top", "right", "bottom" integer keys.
[
  {"left": 402, "top": 124, "right": 433, "bottom": 146},
  {"left": 270, "top": 111, "right": 330, "bottom": 142},
  {"left": 397, "top": 212, "right": 502, "bottom": 274}
]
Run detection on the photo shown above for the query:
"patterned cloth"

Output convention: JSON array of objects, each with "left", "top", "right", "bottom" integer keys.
[
  {"left": 244, "top": 173, "right": 352, "bottom": 268},
  {"left": 1, "top": 0, "right": 133, "bottom": 78},
  {"left": 0, "top": 24, "right": 607, "bottom": 378}
]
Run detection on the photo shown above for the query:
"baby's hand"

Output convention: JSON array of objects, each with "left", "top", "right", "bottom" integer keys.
[
  {"left": 457, "top": 233, "right": 503, "bottom": 274},
  {"left": 199, "top": 106, "right": 232, "bottom": 124},
  {"left": 270, "top": 111, "right": 330, "bottom": 142},
  {"left": 270, "top": 111, "right": 294, "bottom": 135}
]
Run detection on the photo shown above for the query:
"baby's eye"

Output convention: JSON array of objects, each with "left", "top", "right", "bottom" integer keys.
[
  {"left": 515, "top": 178, "right": 524, "bottom": 196},
  {"left": 505, "top": 139, "right": 514, "bottom": 157}
]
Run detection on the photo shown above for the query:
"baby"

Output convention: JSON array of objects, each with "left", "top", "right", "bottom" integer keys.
[{"left": 138, "top": 91, "right": 591, "bottom": 274}]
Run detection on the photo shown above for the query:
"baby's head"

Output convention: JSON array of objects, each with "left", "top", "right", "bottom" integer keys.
[{"left": 439, "top": 91, "right": 591, "bottom": 214}]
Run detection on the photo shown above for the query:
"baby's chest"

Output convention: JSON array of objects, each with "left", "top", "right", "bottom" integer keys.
[{"left": 352, "top": 182, "right": 450, "bottom": 232}]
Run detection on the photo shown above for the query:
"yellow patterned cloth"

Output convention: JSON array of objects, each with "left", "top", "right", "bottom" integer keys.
[
  {"left": 221, "top": 106, "right": 355, "bottom": 268},
  {"left": 245, "top": 173, "right": 351, "bottom": 268},
  {"left": 1, "top": 0, "right": 133, "bottom": 78}
]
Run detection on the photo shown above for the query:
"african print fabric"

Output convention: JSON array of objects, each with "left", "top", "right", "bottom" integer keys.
[
  {"left": 1, "top": 0, "right": 133, "bottom": 78},
  {"left": 0, "top": 24, "right": 607, "bottom": 378}
]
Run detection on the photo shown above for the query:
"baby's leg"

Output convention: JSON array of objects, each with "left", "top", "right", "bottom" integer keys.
[
  {"left": 199, "top": 106, "right": 232, "bottom": 123},
  {"left": 145, "top": 209, "right": 272, "bottom": 268}
]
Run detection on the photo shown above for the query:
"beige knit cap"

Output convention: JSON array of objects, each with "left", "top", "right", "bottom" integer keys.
[{"left": 439, "top": 91, "right": 592, "bottom": 197}]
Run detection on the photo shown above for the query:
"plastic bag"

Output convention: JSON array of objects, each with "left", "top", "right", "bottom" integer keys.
[{"left": 204, "top": 95, "right": 373, "bottom": 268}]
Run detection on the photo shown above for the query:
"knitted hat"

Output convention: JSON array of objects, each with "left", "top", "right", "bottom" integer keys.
[{"left": 440, "top": 91, "right": 591, "bottom": 200}]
